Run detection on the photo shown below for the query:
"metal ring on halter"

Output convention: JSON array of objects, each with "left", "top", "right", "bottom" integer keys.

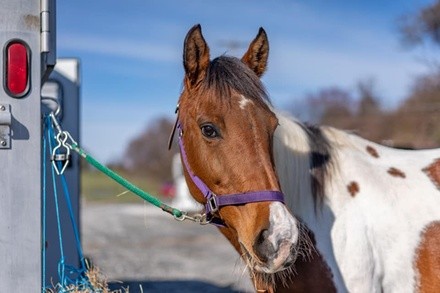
[{"left": 173, "top": 212, "right": 187, "bottom": 222}]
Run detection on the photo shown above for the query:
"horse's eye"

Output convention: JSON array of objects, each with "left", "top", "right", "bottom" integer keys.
[{"left": 201, "top": 124, "right": 219, "bottom": 138}]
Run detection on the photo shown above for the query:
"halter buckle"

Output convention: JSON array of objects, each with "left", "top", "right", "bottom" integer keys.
[{"left": 207, "top": 195, "right": 219, "bottom": 213}]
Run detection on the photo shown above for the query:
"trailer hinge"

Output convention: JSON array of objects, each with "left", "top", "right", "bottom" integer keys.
[
  {"left": 41, "top": 0, "right": 50, "bottom": 53},
  {"left": 0, "top": 104, "right": 12, "bottom": 149}
]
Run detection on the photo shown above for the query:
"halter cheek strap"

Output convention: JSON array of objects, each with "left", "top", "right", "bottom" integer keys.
[{"left": 177, "top": 122, "right": 285, "bottom": 226}]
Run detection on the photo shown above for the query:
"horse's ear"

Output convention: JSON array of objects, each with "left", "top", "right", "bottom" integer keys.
[
  {"left": 183, "top": 24, "right": 210, "bottom": 87},
  {"left": 241, "top": 28, "right": 269, "bottom": 77}
]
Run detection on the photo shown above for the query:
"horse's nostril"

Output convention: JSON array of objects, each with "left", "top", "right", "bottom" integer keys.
[
  {"left": 253, "top": 229, "right": 275, "bottom": 263},
  {"left": 259, "top": 229, "right": 270, "bottom": 242}
]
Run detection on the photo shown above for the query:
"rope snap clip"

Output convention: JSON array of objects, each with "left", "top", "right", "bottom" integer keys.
[
  {"left": 51, "top": 131, "right": 71, "bottom": 175},
  {"left": 49, "top": 112, "right": 78, "bottom": 175}
]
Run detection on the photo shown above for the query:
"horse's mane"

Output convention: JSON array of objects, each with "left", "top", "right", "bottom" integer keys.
[
  {"left": 273, "top": 112, "right": 334, "bottom": 210},
  {"left": 202, "top": 56, "right": 272, "bottom": 110},
  {"left": 303, "top": 124, "right": 333, "bottom": 207}
]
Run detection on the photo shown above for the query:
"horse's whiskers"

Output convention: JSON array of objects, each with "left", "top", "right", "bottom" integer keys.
[
  {"left": 237, "top": 222, "right": 315, "bottom": 291},
  {"left": 296, "top": 221, "right": 315, "bottom": 260},
  {"left": 232, "top": 254, "right": 250, "bottom": 282}
]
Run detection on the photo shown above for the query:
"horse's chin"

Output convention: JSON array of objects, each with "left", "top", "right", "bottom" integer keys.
[
  {"left": 251, "top": 253, "right": 297, "bottom": 292},
  {"left": 253, "top": 252, "right": 296, "bottom": 274},
  {"left": 254, "top": 263, "right": 287, "bottom": 274},
  {"left": 241, "top": 242, "right": 297, "bottom": 275}
]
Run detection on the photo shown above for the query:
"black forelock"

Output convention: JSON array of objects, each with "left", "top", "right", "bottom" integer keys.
[{"left": 202, "top": 56, "right": 271, "bottom": 107}]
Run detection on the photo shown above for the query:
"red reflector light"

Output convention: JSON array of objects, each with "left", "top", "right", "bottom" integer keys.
[{"left": 6, "top": 41, "right": 29, "bottom": 97}]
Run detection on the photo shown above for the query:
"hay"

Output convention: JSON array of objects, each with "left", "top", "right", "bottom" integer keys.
[{"left": 44, "top": 265, "right": 130, "bottom": 293}]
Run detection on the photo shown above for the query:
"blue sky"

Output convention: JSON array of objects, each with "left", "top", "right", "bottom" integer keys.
[{"left": 57, "top": 0, "right": 435, "bottom": 163}]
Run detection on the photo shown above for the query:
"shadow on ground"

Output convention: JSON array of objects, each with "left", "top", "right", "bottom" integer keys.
[{"left": 108, "top": 280, "right": 247, "bottom": 293}]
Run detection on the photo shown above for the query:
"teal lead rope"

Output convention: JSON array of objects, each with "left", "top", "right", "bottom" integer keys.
[
  {"left": 43, "top": 116, "right": 93, "bottom": 292},
  {"left": 70, "top": 144, "right": 183, "bottom": 219}
]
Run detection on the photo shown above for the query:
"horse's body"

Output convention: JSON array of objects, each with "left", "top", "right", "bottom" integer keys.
[
  {"left": 175, "top": 24, "right": 440, "bottom": 292},
  {"left": 274, "top": 112, "right": 440, "bottom": 292}
]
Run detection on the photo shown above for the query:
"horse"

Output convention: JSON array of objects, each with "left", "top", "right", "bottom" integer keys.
[{"left": 172, "top": 24, "right": 440, "bottom": 292}]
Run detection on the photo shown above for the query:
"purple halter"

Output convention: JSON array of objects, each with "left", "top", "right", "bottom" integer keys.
[{"left": 176, "top": 122, "right": 285, "bottom": 226}]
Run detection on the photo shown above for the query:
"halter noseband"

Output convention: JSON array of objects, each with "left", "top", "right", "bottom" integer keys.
[{"left": 172, "top": 109, "right": 285, "bottom": 226}]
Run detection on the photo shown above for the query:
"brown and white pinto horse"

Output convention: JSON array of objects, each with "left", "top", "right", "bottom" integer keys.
[{"left": 175, "top": 24, "right": 440, "bottom": 292}]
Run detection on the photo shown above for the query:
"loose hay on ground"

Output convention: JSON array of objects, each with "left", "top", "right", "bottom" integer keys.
[{"left": 44, "top": 266, "right": 130, "bottom": 293}]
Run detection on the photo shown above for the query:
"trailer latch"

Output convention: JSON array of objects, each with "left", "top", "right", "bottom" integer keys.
[{"left": 0, "top": 104, "right": 12, "bottom": 149}]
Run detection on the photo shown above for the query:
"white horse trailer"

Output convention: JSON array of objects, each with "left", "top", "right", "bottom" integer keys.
[{"left": 0, "top": 0, "right": 81, "bottom": 290}]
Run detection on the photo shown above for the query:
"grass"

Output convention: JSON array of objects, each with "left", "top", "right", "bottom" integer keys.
[{"left": 81, "top": 169, "right": 165, "bottom": 204}]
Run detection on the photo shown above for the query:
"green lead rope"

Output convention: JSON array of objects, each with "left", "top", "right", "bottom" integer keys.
[{"left": 71, "top": 143, "right": 183, "bottom": 218}]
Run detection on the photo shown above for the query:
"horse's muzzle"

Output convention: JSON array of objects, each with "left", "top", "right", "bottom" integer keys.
[{"left": 253, "top": 202, "right": 298, "bottom": 273}]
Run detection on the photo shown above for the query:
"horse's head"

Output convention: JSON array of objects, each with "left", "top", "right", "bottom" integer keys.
[{"left": 176, "top": 24, "right": 299, "bottom": 275}]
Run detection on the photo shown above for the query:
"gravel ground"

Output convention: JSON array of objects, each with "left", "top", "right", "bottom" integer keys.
[{"left": 82, "top": 202, "right": 254, "bottom": 292}]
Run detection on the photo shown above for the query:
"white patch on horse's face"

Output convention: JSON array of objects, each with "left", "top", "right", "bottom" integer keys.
[
  {"left": 257, "top": 202, "right": 298, "bottom": 273},
  {"left": 239, "top": 94, "right": 253, "bottom": 109}
]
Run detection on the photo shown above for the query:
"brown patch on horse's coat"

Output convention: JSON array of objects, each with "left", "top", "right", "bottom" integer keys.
[
  {"left": 423, "top": 158, "right": 440, "bottom": 190},
  {"left": 284, "top": 228, "right": 336, "bottom": 293},
  {"left": 387, "top": 167, "right": 406, "bottom": 178},
  {"left": 347, "top": 181, "right": 360, "bottom": 197},
  {"left": 415, "top": 221, "right": 440, "bottom": 292},
  {"left": 366, "top": 145, "right": 379, "bottom": 158}
]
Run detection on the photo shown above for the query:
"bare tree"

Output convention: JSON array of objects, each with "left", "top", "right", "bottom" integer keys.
[
  {"left": 353, "top": 79, "right": 388, "bottom": 142},
  {"left": 304, "top": 87, "right": 356, "bottom": 130},
  {"left": 357, "top": 79, "right": 381, "bottom": 117},
  {"left": 391, "top": 72, "right": 440, "bottom": 148},
  {"left": 395, "top": 1, "right": 440, "bottom": 147},
  {"left": 399, "top": 0, "right": 440, "bottom": 47},
  {"left": 283, "top": 2, "right": 440, "bottom": 149}
]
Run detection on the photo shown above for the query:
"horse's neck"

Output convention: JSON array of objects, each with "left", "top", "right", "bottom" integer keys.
[{"left": 273, "top": 113, "right": 353, "bottom": 292}]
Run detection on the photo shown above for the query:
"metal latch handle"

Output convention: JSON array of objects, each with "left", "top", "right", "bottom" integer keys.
[{"left": 0, "top": 104, "right": 12, "bottom": 149}]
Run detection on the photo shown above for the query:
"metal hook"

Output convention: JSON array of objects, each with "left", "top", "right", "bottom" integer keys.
[
  {"left": 47, "top": 112, "right": 78, "bottom": 175},
  {"left": 49, "top": 112, "right": 78, "bottom": 146},
  {"left": 173, "top": 212, "right": 211, "bottom": 225},
  {"left": 41, "top": 96, "right": 61, "bottom": 117},
  {"left": 49, "top": 112, "right": 63, "bottom": 134}
]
